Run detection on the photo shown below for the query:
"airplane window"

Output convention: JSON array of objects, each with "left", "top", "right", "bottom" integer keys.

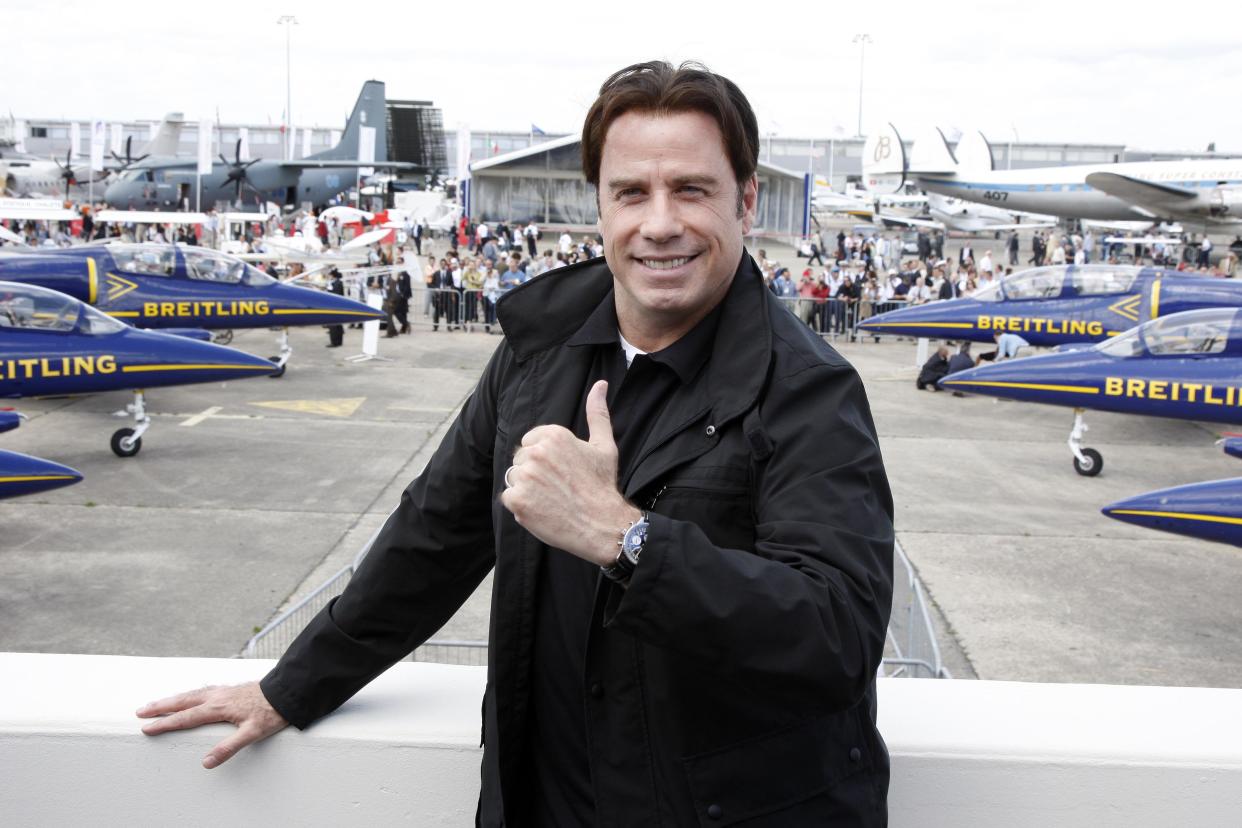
[
  {"left": 1071, "top": 266, "right": 1140, "bottom": 296},
  {"left": 1142, "top": 309, "right": 1236, "bottom": 356},
  {"left": 77, "top": 304, "right": 127, "bottom": 335},
  {"left": 1001, "top": 267, "right": 1063, "bottom": 300},
  {"left": 1095, "top": 328, "right": 1143, "bottom": 358},
  {"left": 970, "top": 282, "right": 1002, "bottom": 302},
  {"left": 109, "top": 245, "right": 174, "bottom": 277},
  {"left": 183, "top": 248, "right": 276, "bottom": 286},
  {"left": 0, "top": 289, "right": 79, "bottom": 332}
]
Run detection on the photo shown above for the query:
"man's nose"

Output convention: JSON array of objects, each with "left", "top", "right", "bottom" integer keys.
[{"left": 640, "top": 192, "right": 683, "bottom": 243}]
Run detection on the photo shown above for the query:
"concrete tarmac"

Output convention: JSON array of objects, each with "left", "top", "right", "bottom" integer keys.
[{"left": 3, "top": 233, "right": 1240, "bottom": 689}]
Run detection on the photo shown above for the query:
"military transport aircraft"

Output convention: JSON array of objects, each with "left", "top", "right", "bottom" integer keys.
[
  {"left": 0, "top": 243, "right": 383, "bottom": 375},
  {"left": 864, "top": 123, "right": 1242, "bottom": 228},
  {"left": 0, "top": 409, "right": 83, "bottom": 499},
  {"left": 0, "top": 281, "right": 278, "bottom": 456},
  {"left": 1101, "top": 439, "right": 1242, "bottom": 547},
  {"left": 937, "top": 308, "right": 1242, "bottom": 476},
  {"left": 104, "top": 81, "right": 418, "bottom": 211},
  {"left": 857, "top": 265, "right": 1242, "bottom": 347}
]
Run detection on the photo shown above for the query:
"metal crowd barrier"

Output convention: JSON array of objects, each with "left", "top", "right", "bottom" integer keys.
[
  {"left": 244, "top": 531, "right": 950, "bottom": 679},
  {"left": 772, "top": 295, "right": 912, "bottom": 341},
  {"left": 409, "top": 287, "right": 500, "bottom": 333}
]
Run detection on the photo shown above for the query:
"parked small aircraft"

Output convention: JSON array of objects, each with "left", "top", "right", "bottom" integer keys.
[
  {"left": 937, "top": 308, "right": 1242, "bottom": 476},
  {"left": 857, "top": 265, "right": 1242, "bottom": 346},
  {"left": 0, "top": 243, "right": 383, "bottom": 374},
  {"left": 1101, "top": 438, "right": 1242, "bottom": 547},
  {"left": 0, "top": 281, "right": 278, "bottom": 456},
  {"left": 0, "top": 409, "right": 82, "bottom": 498},
  {"left": 880, "top": 193, "right": 1057, "bottom": 234}
]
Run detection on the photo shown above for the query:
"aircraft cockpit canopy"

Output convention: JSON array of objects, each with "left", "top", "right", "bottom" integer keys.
[
  {"left": 1071, "top": 266, "right": 1141, "bottom": 296},
  {"left": 1096, "top": 308, "right": 1240, "bottom": 358},
  {"left": 181, "top": 248, "right": 276, "bottom": 287},
  {"left": 1001, "top": 267, "right": 1065, "bottom": 300},
  {"left": 108, "top": 244, "right": 176, "bottom": 277},
  {"left": 0, "top": 282, "right": 126, "bottom": 335},
  {"left": 971, "top": 282, "right": 1002, "bottom": 302}
]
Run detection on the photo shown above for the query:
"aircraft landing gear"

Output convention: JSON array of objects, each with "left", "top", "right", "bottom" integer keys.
[
  {"left": 268, "top": 327, "right": 291, "bottom": 378},
  {"left": 111, "top": 390, "right": 151, "bottom": 457},
  {"left": 1068, "top": 408, "right": 1103, "bottom": 477}
]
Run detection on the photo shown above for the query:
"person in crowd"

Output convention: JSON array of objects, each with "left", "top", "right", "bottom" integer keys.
[
  {"left": 916, "top": 344, "right": 951, "bottom": 390},
  {"left": 325, "top": 268, "right": 345, "bottom": 348}
]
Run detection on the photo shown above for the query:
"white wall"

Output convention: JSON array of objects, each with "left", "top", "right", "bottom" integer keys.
[{"left": 2, "top": 652, "right": 1241, "bottom": 826}]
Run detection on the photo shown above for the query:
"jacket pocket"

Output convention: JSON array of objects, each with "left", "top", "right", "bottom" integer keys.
[{"left": 681, "top": 710, "right": 872, "bottom": 826}]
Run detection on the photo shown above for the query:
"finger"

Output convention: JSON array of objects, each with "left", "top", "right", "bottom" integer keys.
[
  {"left": 141, "top": 701, "right": 232, "bottom": 736},
  {"left": 520, "top": 424, "right": 570, "bottom": 447},
  {"left": 585, "top": 380, "right": 615, "bottom": 448},
  {"left": 136, "top": 687, "right": 212, "bottom": 718},
  {"left": 203, "top": 723, "right": 263, "bottom": 770}
]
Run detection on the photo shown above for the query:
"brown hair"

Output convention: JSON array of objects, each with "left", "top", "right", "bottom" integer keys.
[{"left": 581, "top": 60, "right": 759, "bottom": 205}]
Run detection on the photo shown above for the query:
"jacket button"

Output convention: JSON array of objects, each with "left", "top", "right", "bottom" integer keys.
[
  {"left": 589, "top": 682, "right": 604, "bottom": 698},
  {"left": 705, "top": 425, "right": 716, "bottom": 437},
  {"left": 849, "top": 747, "right": 862, "bottom": 762},
  {"left": 707, "top": 804, "right": 722, "bottom": 820}
]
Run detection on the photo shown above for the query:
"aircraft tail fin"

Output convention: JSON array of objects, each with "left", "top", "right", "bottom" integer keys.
[
  {"left": 309, "top": 80, "right": 389, "bottom": 163},
  {"left": 954, "top": 130, "right": 995, "bottom": 174},
  {"left": 862, "top": 122, "right": 907, "bottom": 193},
  {"left": 908, "top": 126, "right": 958, "bottom": 175},
  {"left": 141, "top": 113, "right": 185, "bottom": 157}
]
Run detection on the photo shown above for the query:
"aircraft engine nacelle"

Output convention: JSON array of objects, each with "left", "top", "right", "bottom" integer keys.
[{"left": 1208, "top": 186, "right": 1242, "bottom": 218}]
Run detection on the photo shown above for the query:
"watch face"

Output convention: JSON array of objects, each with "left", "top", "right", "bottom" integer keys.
[{"left": 623, "top": 521, "right": 648, "bottom": 561}]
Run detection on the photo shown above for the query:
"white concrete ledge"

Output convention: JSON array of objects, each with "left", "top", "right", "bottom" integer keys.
[{"left": 2, "top": 652, "right": 1241, "bottom": 826}]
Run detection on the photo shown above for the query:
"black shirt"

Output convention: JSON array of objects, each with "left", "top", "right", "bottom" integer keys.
[{"left": 526, "top": 288, "right": 722, "bottom": 826}]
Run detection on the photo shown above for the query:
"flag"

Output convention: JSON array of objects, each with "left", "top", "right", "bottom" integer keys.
[
  {"left": 69, "top": 122, "right": 81, "bottom": 158},
  {"left": 358, "top": 126, "right": 376, "bottom": 177},
  {"left": 197, "top": 120, "right": 212, "bottom": 175},
  {"left": 238, "top": 127, "right": 250, "bottom": 161},
  {"left": 531, "top": 124, "right": 545, "bottom": 136},
  {"left": 301, "top": 127, "right": 311, "bottom": 158},
  {"left": 456, "top": 125, "right": 471, "bottom": 181},
  {"left": 90, "top": 120, "right": 106, "bottom": 172},
  {"left": 110, "top": 123, "right": 123, "bottom": 156}
]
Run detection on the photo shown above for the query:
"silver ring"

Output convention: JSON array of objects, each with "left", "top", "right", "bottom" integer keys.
[{"left": 504, "top": 465, "right": 516, "bottom": 488}]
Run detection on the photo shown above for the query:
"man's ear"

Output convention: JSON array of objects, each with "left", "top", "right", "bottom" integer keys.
[{"left": 739, "top": 175, "right": 758, "bottom": 234}]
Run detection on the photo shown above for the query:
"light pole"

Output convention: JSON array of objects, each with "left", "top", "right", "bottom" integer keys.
[
  {"left": 852, "top": 33, "right": 872, "bottom": 139},
  {"left": 277, "top": 15, "right": 298, "bottom": 161}
]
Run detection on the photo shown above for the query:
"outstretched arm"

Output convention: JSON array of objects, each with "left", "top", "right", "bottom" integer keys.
[{"left": 136, "top": 682, "right": 288, "bottom": 769}]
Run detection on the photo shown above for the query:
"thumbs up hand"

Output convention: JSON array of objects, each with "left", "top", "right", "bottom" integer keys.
[{"left": 500, "top": 380, "right": 642, "bottom": 566}]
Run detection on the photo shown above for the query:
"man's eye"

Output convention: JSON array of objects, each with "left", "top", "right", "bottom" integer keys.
[{"left": 680, "top": 186, "right": 704, "bottom": 195}]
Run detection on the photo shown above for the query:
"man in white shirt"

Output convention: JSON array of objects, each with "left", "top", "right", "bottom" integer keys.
[{"left": 558, "top": 231, "right": 573, "bottom": 255}]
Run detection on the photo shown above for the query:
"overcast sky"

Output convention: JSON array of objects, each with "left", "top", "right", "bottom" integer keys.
[{"left": 8, "top": 0, "right": 1241, "bottom": 154}]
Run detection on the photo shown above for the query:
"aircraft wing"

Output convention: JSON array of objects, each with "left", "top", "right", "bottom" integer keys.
[
  {"left": 1086, "top": 172, "right": 1198, "bottom": 211},
  {"left": 877, "top": 212, "right": 943, "bottom": 229},
  {"left": 278, "top": 160, "right": 424, "bottom": 170},
  {"left": 980, "top": 221, "right": 1058, "bottom": 231}
]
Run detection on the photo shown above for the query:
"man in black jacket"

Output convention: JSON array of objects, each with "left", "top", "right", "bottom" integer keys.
[{"left": 138, "top": 60, "right": 895, "bottom": 827}]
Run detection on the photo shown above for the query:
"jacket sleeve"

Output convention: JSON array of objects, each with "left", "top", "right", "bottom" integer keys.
[
  {"left": 603, "top": 361, "right": 894, "bottom": 710},
  {"left": 260, "top": 343, "right": 511, "bottom": 729}
]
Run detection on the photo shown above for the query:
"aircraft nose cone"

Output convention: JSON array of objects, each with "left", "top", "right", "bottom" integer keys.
[
  {"left": 1102, "top": 478, "right": 1242, "bottom": 547},
  {"left": 267, "top": 284, "right": 384, "bottom": 326},
  {"left": 859, "top": 299, "right": 982, "bottom": 341},
  {"left": 120, "top": 328, "right": 281, "bottom": 386},
  {"left": 0, "top": 449, "right": 84, "bottom": 500}
]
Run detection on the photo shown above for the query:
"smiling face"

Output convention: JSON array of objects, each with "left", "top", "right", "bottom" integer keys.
[{"left": 598, "top": 110, "right": 757, "bottom": 349}]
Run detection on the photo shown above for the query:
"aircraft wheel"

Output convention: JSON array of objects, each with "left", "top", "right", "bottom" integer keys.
[
  {"left": 111, "top": 428, "right": 142, "bottom": 458},
  {"left": 213, "top": 330, "right": 234, "bottom": 345},
  {"left": 1073, "top": 448, "right": 1103, "bottom": 477},
  {"left": 268, "top": 357, "right": 286, "bottom": 379}
]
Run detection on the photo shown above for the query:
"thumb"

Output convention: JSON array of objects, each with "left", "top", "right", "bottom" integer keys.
[{"left": 585, "top": 380, "right": 615, "bottom": 449}]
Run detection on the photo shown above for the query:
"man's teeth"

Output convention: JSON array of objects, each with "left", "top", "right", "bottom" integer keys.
[{"left": 643, "top": 257, "right": 690, "bottom": 270}]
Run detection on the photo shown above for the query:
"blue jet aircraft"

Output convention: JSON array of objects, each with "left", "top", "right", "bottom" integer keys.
[
  {"left": 1101, "top": 439, "right": 1242, "bottom": 547},
  {"left": 938, "top": 308, "right": 1242, "bottom": 475},
  {"left": 0, "top": 243, "right": 383, "bottom": 375},
  {"left": 858, "top": 265, "right": 1242, "bottom": 347},
  {"left": 1, "top": 281, "right": 279, "bottom": 456},
  {"left": 0, "top": 410, "right": 83, "bottom": 499}
]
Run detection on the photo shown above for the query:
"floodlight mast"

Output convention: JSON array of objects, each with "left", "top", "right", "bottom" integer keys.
[{"left": 278, "top": 15, "right": 298, "bottom": 162}]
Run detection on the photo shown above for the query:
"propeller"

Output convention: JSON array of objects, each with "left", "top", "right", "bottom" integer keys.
[
  {"left": 53, "top": 149, "right": 110, "bottom": 197},
  {"left": 108, "top": 136, "right": 149, "bottom": 173},
  {"left": 219, "top": 138, "right": 260, "bottom": 203}
]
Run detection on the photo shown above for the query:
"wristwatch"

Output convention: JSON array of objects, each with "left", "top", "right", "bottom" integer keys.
[{"left": 601, "top": 512, "right": 649, "bottom": 585}]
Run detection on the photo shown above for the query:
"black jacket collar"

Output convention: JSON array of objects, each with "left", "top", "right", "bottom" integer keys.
[{"left": 496, "top": 250, "right": 772, "bottom": 426}]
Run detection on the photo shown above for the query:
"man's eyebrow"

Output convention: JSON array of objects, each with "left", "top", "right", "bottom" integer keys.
[{"left": 605, "top": 174, "right": 723, "bottom": 192}]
